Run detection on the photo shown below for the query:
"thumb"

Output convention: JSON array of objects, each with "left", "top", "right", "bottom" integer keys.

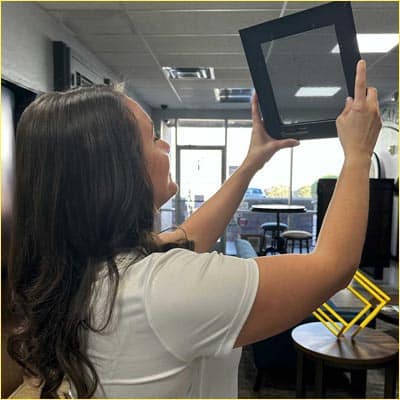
[
  {"left": 274, "top": 138, "right": 300, "bottom": 151},
  {"left": 251, "top": 92, "right": 263, "bottom": 126}
]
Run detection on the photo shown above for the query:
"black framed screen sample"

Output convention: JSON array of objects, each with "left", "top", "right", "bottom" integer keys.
[
  {"left": 262, "top": 25, "right": 348, "bottom": 124},
  {"left": 317, "top": 178, "right": 394, "bottom": 279},
  {"left": 240, "top": 1, "right": 360, "bottom": 140}
]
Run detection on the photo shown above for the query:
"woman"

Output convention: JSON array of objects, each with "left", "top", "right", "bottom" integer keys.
[{"left": 8, "top": 60, "right": 381, "bottom": 398}]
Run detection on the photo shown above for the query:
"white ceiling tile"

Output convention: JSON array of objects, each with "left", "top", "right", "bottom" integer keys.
[
  {"left": 179, "top": 87, "right": 222, "bottom": 99},
  {"left": 369, "top": 65, "right": 398, "bottom": 80},
  {"left": 98, "top": 52, "right": 155, "bottom": 67},
  {"left": 146, "top": 35, "right": 244, "bottom": 54},
  {"left": 284, "top": 2, "right": 325, "bottom": 11},
  {"left": 285, "top": 2, "right": 398, "bottom": 12},
  {"left": 63, "top": 14, "right": 132, "bottom": 34},
  {"left": 353, "top": 9, "right": 398, "bottom": 33},
  {"left": 127, "top": 78, "right": 171, "bottom": 89},
  {"left": 126, "top": 10, "right": 280, "bottom": 35},
  {"left": 39, "top": 2, "right": 121, "bottom": 10},
  {"left": 181, "top": 102, "right": 250, "bottom": 110},
  {"left": 123, "top": 2, "right": 285, "bottom": 11},
  {"left": 263, "top": 29, "right": 339, "bottom": 56},
  {"left": 362, "top": 54, "right": 389, "bottom": 65},
  {"left": 45, "top": 10, "right": 123, "bottom": 19},
  {"left": 214, "top": 69, "right": 252, "bottom": 80},
  {"left": 133, "top": 87, "right": 182, "bottom": 105},
  {"left": 116, "top": 65, "right": 165, "bottom": 79},
  {"left": 158, "top": 54, "right": 248, "bottom": 69},
  {"left": 350, "top": 1, "right": 399, "bottom": 10},
  {"left": 80, "top": 35, "right": 146, "bottom": 52}
]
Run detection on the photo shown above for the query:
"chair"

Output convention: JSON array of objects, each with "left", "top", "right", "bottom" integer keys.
[
  {"left": 281, "top": 230, "right": 312, "bottom": 253},
  {"left": 260, "top": 222, "right": 288, "bottom": 255},
  {"left": 235, "top": 238, "right": 258, "bottom": 259}
]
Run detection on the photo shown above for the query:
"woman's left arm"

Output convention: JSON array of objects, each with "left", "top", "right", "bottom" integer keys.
[{"left": 159, "top": 94, "right": 299, "bottom": 252}]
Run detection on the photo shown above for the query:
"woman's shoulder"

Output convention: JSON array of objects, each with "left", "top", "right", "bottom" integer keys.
[
  {"left": 105, "top": 248, "right": 199, "bottom": 280},
  {"left": 99, "top": 247, "right": 257, "bottom": 286}
]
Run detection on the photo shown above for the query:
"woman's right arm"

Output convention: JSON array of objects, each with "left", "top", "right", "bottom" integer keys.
[{"left": 235, "top": 60, "right": 382, "bottom": 347}]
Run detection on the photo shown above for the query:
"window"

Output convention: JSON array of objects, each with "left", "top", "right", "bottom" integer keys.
[
  {"left": 159, "top": 119, "right": 177, "bottom": 231},
  {"left": 292, "top": 138, "right": 344, "bottom": 205},
  {"left": 290, "top": 137, "right": 344, "bottom": 239},
  {"left": 160, "top": 116, "right": 348, "bottom": 253},
  {"left": 177, "top": 119, "right": 225, "bottom": 146},
  {"left": 227, "top": 120, "right": 291, "bottom": 198}
]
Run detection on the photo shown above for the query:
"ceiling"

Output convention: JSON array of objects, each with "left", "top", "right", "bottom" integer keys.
[{"left": 38, "top": 1, "right": 398, "bottom": 115}]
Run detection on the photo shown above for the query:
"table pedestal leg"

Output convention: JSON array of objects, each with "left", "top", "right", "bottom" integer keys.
[
  {"left": 296, "top": 351, "right": 306, "bottom": 398},
  {"left": 315, "top": 359, "right": 325, "bottom": 398},
  {"left": 351, "top": 369, "right": 367, "bottom": 398},
  {"left": 276, "top": 212, "right": 287, "bottom": 253},
  {"left": 384, "top": 358, "right": 397, "bottom": 398}
]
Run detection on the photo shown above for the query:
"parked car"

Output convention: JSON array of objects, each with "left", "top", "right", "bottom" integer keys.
[{"left": 244, "top": 187, "right": 266, "bottom": 200}]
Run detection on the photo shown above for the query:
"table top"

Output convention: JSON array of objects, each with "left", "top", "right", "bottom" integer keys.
[
  {"left": 292, "top": 322, "right": 398, "bottom": 366},
  {"left": 251, "top": 204, "right": 306, "bottom": 213}
]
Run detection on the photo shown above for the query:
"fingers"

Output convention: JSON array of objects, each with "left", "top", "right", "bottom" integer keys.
[
  {"left": 354, "top": 59, "right": 367, "bottom": 104},
  {"left": 366, "top": 86, "right": 378, "bottom": 103},
  {"left": 341, "top": 96, "right": 354, "bottom": 117},
  {"left": 251, "top": 92, "right": 263, "bottom": 126}
]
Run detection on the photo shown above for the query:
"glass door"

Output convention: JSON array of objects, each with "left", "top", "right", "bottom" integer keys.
[
  {"left": 176, "top": 146, "right": 224, "bottom": 222},
  {"left": 175, "top": 146, "right": 225, "bottom": 250}
]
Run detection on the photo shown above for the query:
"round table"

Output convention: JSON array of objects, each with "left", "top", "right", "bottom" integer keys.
[
  {"left": 291, "top": 322, "right": 398, "bottom": 398},
  {"left": 251, "top": 204, "right": 306, "bottom": 253}
]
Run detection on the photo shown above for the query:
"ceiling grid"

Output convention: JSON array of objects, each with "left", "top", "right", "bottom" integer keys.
[{"left": 38, "top": 1, "right": 398, "bottom": 112}]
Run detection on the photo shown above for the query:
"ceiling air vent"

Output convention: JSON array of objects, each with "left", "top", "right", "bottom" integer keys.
[
  {"left": 162, "top": 67, "right": 215, "bottom": 80},
  {"left": 214, "top": 88, "right": 252, "bottom": 103}
]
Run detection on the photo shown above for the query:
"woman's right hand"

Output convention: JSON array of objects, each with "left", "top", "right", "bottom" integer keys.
[{"left": 336, "top": 60, "right": 382, "bottom": 160}]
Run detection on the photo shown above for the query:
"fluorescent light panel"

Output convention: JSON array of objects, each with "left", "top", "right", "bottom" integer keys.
[
  {"left": 295, "top": 87, "right": 341, "bottom": 97},
  {"left": 214, "top": 88, "right": 252, "bottom": 102},
  {"left": 162, "top": 66, "right": 215, "bottom": 80},
  {"left": 332, "top": 34, "right": 398, "bottom": 53}
]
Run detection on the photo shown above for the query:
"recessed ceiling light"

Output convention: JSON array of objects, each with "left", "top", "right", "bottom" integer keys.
[
  {"left": 214, "top": 88, "right": 253, "bottom": 102},
  {"left": 295, "top": 87, "right": 341, "bottom": 97},
  {"left": 162, "top": 66, "right": 215, "bottom": 80},
  {"left": 332, "top": 34, "right": 398, "bottom": 53}
]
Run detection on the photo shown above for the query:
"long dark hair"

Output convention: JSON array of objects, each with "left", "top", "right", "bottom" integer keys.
[{"left": 7, "top": 86, "right": 190, "bottom": 398}]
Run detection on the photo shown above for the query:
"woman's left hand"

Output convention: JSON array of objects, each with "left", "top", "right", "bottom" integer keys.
[{"left": 243, "top": 93, "right": 300, "bottom": 173}]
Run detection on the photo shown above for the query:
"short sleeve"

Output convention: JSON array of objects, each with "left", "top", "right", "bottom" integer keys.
[{"left": 145, "top": 249, "right": 259, "bottom": 362}]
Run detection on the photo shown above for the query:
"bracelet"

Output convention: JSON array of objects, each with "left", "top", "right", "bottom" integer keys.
[
  {"left": 175, "top": 226, "right": 188, "bottom": 241},
  {"left": 159, "top": 225, "right": 188, "bottom": 241}
]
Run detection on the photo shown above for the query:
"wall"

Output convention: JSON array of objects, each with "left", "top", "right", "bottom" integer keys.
[{"left": 1, "top": 2, "right": 150, "bottom": 112}]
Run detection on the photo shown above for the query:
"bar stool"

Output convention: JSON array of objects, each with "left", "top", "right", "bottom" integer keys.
[
  {"left": 260, "top": 222, "right": 288, "bottom": 255},
  {"left": 281, "top": 230, "right": 312, "bottom": 253}
]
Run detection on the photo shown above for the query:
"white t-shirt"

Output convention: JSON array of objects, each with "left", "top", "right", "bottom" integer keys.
[{"left": 86, "top": 248, "right": 259, "bottom": 398}]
